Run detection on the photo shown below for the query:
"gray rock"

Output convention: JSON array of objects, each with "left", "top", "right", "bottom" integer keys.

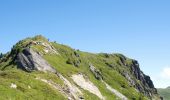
[
  {"left": 122, "top": 71, "right": 135, "bottom": 86},
  {"left": 89, "top": 64, "right": 103, "bottom": 80},
  {"left": 17, "top": 48, "right": 56, "bottom": 73},
  {"left": 74, "top": 51, "right": 80, "bottom": 57},
  {"left": 129, "top": 60, "right": 158, "bottom": 98}
]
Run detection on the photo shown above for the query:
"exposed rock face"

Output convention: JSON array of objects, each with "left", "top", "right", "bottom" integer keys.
[
  {"left": 103, "top": 81, "right": 128, "bottom": 100},
  {"left": 17, "top": 48, "right": 84, "bottom": 100},
  {"left": 129, "top": 60, "right": 157, "bottom": 98},
  {"left": 17, "top": 48, "right": 56, "bottom": 73},
  {"left": 89, "top": 64, "right": 103, "bottom": 80},
  {"left": 36, "top": 76, "right": 83, "bottom": 100},
  {"left": 58, "top": 74, "right": 83, "bottom": 100},
  {"left": 72, "top": 74, "right": 105, "bottom": 100},
  {"left": 0, "top": 53, "right": 3, "bottom": 59},
  {"left": 122, "top": 71, "right": 135, "bottom": 86}
]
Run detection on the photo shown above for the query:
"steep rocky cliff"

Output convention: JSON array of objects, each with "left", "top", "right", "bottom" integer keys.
[
  {"left": 120, "top": 59, "right": 157, "bottom": 98},
  {"left": 0, "top": 35, "right": 161, "bottom": 100}
]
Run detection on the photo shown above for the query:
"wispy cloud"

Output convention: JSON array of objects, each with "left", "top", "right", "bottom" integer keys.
[
  {"left": 160, "top": 67, "right": 170, "bottom": 79},
  {"left": 151, "top": 66, "right": 170, "bottom": 88}
]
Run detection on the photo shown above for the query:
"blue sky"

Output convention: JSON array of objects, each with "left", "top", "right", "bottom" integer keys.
[{"left": 0, "top": 0, "right": 170, "bottom": 88}]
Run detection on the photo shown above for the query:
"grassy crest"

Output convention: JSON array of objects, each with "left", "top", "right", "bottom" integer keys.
[{"left": 0, "top": 35, "right": 154, "bottom": 100}]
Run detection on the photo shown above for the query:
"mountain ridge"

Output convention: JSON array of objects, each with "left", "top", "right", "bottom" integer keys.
[
  {"left": 158, "top": 86, "right": 170, "bottom": 100},
  {"left": 0, "top": 35, "right": 161, "bottom": 100}
]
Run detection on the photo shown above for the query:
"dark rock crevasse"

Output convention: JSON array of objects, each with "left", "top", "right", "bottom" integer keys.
[{"left": 17, "top": 48, "right": 56, "bottom": 73}]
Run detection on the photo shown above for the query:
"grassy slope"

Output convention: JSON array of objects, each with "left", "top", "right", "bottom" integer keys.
[
  {"left": 0, "top": 69, "right": 66, "bottom": 100},
  {"left": 46, "top": 42, "right": 148, "bottom": 100},
  {"left": 158, "top": 87, "right": 170, "bottom": 100},
  {"left": 0, "top": 36, "right": 149, "bottom": 100}
]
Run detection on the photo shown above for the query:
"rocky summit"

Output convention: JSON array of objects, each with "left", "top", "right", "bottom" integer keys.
[{"left": 0, "top": 35, "right": 161, "bottom": 100}]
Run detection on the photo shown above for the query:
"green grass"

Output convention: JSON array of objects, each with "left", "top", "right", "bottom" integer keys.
[
  {"left": 0, "top": 35, "right": 157, "bottom": 100},
  {"left": 45, "top": 42, "right": 149, "bottom": 100},
  {"left": 0, "top": 69, "right": 66, "bottom": 100}
]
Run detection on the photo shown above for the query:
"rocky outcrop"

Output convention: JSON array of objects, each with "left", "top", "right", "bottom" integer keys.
[
  {"left": 0, "top": 53, "right": 3, "bottom": 59},
  {"left": 17, "top": 48, "right": 84, "bottom": 99},
  {"left": 89, "top": 64, "right": 103, "bottom": 80},
  {"left": 58, "top": 74, "right": 83, "bottom": 100},
  {"left": 122, "top": 71, "right": 135, "bottom": 86},
  {"left": 36, "top": 75, "right": 83, "bottom": 100},
  {"left": 72, "top": 74, "right": 105, "bottom": 100},
  {"left": 16, "top": 48, "right": 56, "bottom": 73},
  {"left": 129, "top": 60, "right": 158, "bottom": 98}
]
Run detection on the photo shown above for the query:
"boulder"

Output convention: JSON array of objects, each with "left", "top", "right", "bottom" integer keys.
[{"left": 17, "top": 48, "right": 56, "bottom": 73}]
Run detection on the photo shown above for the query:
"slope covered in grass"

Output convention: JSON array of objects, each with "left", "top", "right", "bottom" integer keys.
[{"left": 0, "top": 35, "right": 160, "bottom": 100}]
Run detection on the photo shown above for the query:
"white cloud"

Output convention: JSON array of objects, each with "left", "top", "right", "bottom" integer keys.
[
  {"left": 160, "top": 67, "right": 170, "bottom": 79},
  {"left": 151, "top": 67, "right": 170, "bottom": 88}
]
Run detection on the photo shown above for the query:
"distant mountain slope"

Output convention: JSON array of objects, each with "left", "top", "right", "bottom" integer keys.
[
  {"left": 158, "top": 87, "right": 170, "bottom": 100},
  {"left": 0, "top": 35, "right": 161, "bottom": 100}
]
